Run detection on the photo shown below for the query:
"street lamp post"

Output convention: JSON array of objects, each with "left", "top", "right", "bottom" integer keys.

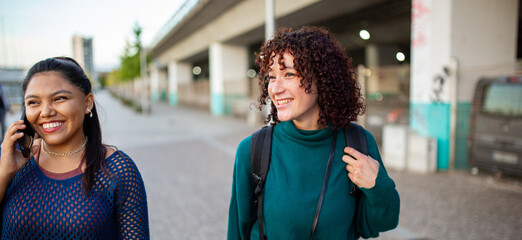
[
  {"left": 262, "top": 0, "right": 275, "bottom": 124},
  {"left": 140, "top": 47, "right": 150, "bottom": 114}
]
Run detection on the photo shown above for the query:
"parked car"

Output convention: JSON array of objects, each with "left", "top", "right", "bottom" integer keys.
[{"left": 468, "top": 76, "right": 522, "bottom": 177}]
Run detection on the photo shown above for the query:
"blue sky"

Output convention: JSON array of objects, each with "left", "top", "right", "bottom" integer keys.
[{"left": 0, "top": 0, "right": 183, "bottom": 71}]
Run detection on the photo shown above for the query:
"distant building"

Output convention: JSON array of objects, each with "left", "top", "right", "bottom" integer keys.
[
  {"left": 72, "top": 35, "right": 97, "bottom": 85},
  {"left": 0, "top": 67, "right": 25, "bottom": 107}
]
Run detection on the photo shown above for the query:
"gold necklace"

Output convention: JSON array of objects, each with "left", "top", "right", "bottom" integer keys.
[{"left": 42, "top": 138, "right": 88, "bottom": 157}]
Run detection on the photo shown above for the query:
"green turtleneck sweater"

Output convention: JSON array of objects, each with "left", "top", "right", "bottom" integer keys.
[{"left": 227, "top": 121, "right": 400, "bottom": 239}]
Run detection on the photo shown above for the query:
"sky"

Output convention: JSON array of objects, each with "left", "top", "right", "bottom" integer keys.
[{"left": 0, "top": 0, "right": 184, "bottom": 71}]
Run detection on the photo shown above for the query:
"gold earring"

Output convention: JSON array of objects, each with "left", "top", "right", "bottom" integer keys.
[{"left": 87, "top": 108, "right": 93, "bottom": 118}]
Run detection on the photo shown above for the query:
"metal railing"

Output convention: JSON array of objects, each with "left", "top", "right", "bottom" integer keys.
[{"left": 149, "top": 0, "right": 201, "bottom": 48}]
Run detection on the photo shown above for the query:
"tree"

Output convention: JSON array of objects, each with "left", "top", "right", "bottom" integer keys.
[{"left": 118, "top": 22, "right": 143, "bottom": 81}]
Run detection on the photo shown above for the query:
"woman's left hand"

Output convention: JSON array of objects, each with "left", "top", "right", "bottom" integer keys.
[{"left": 342, "top": 147, "right": 380, "bottom": 189}]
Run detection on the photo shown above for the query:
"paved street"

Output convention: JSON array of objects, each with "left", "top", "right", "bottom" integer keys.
[
  {"left": 95, "top": 90, "right": 259, "bottom": 239},
  {"left": 8, "top": 89, "right": 521, "bottom": 239}
]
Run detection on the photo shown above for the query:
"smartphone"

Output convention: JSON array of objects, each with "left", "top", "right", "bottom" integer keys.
[{"left": 17, "top": 109, "right": 35, "bottom": 158}]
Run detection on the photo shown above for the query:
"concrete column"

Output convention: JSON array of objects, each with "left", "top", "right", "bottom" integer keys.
[
  {"left": 150, "top": 65, "right": 160, "bottom": 102},
  {"left": 167, "top": 61, "right": 192, "bottom": 106},
  {"left": 209, "top": 42, "right": 249, "bottom": 115},
  {"left": 159, "top": 70, "right": 168, "bottom": 101},
  {"left": 365, "top": 44, "right": 379, "bottom": 69},
  {"left": 410, "top": 0, "right": 518, "bottom": 170},
  {"left": 365, "top": 44, "right": 379, "bottom": 95}
]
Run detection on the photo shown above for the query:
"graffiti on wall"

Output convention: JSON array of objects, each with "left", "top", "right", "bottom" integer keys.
[
  {"left": 431, "top": 66, "right": 450, "bottom": 103},
  {"left": 412, "top": 0, "right": 431, "bottom": 48}
]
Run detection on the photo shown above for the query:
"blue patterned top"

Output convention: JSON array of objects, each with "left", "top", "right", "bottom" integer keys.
[{"left": 0, "top": 150, "right": 149, "bottom": 239}]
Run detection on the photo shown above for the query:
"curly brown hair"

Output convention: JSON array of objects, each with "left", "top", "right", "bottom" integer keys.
[{"left": 256, "top": 26, "right": 365, "bottom": 129}]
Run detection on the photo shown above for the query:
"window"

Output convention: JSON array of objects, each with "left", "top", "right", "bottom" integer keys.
[{"left": 482, "top": 83, "right": 522, "bottom": 117}]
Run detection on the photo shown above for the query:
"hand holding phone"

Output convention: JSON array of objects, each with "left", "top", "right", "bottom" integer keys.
[{"left": 17, "top": 110, "right": 35, "bottom": 158}]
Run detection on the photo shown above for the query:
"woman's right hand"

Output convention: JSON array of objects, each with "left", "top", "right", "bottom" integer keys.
[{"left": 0, "top": 120, "right": 38, "bottom": 179}]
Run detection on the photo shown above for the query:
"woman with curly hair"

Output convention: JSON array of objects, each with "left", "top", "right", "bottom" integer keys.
[{"left": 228, "top": 26, "right": 399, "bottom": 239}]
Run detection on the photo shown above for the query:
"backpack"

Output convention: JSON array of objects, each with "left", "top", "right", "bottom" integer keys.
[{"left": 249, "top": 123, "right": 367, "bottom": 240}]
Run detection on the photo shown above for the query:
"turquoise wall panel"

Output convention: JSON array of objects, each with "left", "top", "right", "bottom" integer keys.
[
  {"left": 151, "top": 91, "right": 160, "bottom": 102},
  {"left": 211, "top": 93, "right": 225, "bottom": 115},
  {"left": 455, "top": 102, "right": 472, "bottom": 169},
  {"left": 169, "top": 92, "right": 178, "bottom": 106},
  {"left": 410, "top": 102, "right": 450, "bottom": 170}
]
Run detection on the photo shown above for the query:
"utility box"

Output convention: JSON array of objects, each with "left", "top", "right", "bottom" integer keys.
[
  {"left": 383, "top": 124, "right": 409, "bottom": 171},
  {"left": 407, "top": 132, "right": 438, "bottom": 173}
]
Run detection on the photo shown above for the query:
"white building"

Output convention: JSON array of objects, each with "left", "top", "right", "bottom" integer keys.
[{"left": 72, "top": 35, "right": 97, "bottom": 85}]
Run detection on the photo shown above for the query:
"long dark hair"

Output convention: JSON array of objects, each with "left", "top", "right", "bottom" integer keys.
[
  {"left": 23, "top": 56, "right": 107, "bottom": 194},
  {"left": 256, "top": 26, "right": 365, "bottom": 129}
]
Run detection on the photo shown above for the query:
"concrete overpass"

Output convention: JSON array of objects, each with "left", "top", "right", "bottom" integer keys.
[
  {"left": 146, "top": 0, "right": 519, "bottom": 171},
  {"left": 148, "top": 0, "right": 410, "bottom": 111}
]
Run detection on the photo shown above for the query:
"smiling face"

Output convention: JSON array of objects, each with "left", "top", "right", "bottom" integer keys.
[
  {"left": 24, "top": 71, "right": 93, "bottom": 148},
  {"left": 268, "top": 52, "right": 320, "bottom": 130}
]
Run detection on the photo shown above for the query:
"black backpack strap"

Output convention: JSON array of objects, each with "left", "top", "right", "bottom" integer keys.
[
  {"left": 344, "top": 122, "right": 367, "bottom": 197},
  {"left": 344, "top": 123, "right": 367, "bottom": 154},
  {"left": 250, "top": 125, "right": 273, "bottom": 240},
  {"left": 309, "top": 133, "right": 337, "bottom": 239},
  {"left": 344, "top": 123, "right": 368, "bottom": 239}
]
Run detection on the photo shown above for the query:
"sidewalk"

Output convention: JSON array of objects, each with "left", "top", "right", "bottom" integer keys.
[
  {"left": 382, "top": 168, "right": 522, "bottom": 240},
  {"left": 111, "top": 91, "right": 521, "bottom": 240},
  {"left": 7, "top": 90, "right": 522, "bottom": 239},
  {"left": 96, "top": 90, "right": 262, "bottom": 239}
]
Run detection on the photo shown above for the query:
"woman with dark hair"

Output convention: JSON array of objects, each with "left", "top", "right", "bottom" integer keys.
[
  {"left": 0, "top": 57, "right": 149, "bottom": 239},
  {"left": 228, "top": 26, "right": 399, "bottom": 239}
]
